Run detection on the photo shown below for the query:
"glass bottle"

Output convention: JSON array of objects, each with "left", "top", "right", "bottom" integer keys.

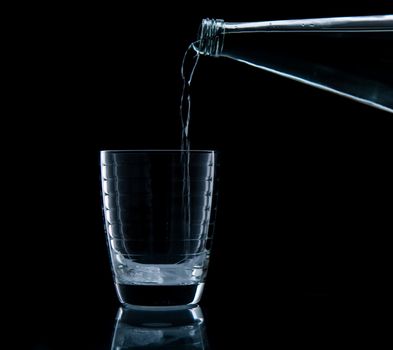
[{"left": 195, "top": 15, "right": 393, "bottom": 113}]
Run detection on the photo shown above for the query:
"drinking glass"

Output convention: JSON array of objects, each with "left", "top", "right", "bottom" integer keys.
[{"left": 100, "top": 150, "right": 219, "bottom": 307}]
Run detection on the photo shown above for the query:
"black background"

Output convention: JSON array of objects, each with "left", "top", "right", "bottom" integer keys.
[{"left": 9, "top": 1, "right": 392, "bottom": 348}]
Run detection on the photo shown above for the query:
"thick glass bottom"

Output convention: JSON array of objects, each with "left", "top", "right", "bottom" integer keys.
[{"left": 115, "top": 283, "right": 205, "bottom": 308}]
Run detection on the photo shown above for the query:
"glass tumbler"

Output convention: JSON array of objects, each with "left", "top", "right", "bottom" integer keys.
[{"left": 100, "top": 150, "right": 219, "bottom": 307}]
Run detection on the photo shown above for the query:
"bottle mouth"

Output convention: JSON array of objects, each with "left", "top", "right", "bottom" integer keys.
[{"left": 197, "top": 18, "right": 225, "bottom": 56}]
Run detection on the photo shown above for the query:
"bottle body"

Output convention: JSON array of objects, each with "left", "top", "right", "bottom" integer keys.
[{"left": 195, "top": 16, "right": 393, "bottom": 112}]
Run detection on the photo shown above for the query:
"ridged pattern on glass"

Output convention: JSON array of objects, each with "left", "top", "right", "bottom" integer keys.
[{"left": 100, "top": 151, "right": 218, "bottom": 285}]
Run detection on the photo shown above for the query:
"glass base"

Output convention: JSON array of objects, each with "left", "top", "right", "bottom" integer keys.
[{"left": 115, "top": 283, "right": 205, "bottom": 308}]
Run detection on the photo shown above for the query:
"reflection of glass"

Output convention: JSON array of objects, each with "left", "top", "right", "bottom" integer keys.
[{"left": 111, "top": 305, "right": 209, "bottom": 349}]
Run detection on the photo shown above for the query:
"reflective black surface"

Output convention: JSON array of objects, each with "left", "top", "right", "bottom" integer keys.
[{"left": 25, "top": 299, "right": 330, "bottom": 349}]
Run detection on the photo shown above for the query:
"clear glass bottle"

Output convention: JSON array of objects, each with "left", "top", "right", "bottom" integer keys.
[{"left": 195, "top": 16, "right": 393, "bottom": 113}]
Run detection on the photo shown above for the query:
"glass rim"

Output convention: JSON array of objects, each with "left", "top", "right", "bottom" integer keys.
[{"left": 100, "top": 149, "right": 217, "bottom": 153}]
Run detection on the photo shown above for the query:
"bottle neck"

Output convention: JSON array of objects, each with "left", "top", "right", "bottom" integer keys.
[
  {"left": 197, "top": 18, "right": 225, "bottom": 57},
  {"left": 197, "top": 15, "right": 393, "bottom": 56}
]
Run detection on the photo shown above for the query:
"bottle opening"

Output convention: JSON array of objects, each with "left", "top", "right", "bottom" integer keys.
[{"left": 196, "top": 18, "right": 225, "bottom": 56}]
